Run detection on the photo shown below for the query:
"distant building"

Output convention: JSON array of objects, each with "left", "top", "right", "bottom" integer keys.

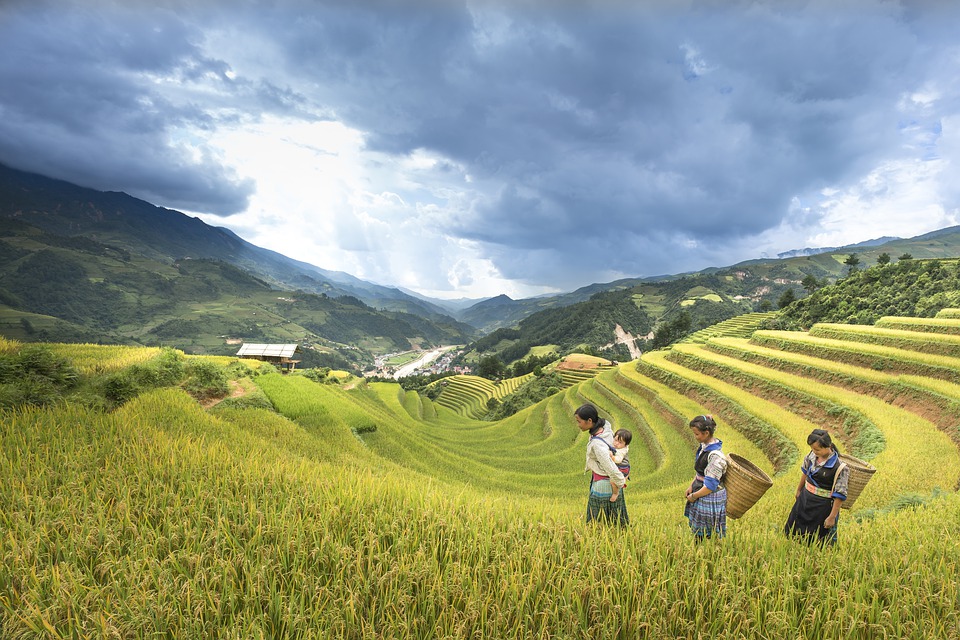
[{"left": 236, "top": 343, "right": 301, "bottom": 372}]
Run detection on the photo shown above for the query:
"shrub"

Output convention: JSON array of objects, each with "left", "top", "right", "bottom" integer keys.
[
  {"left": 128, "top": 348, "right": 185, "bottom": 388},
  {"left": 0, "top": 345, "right": 79, "bottom": 408},
  {"left": 101, "top": 371, "right": 141, "bottom": 404},
  {"left": 0, "top": 345, "right": 78, "bottom": 387},
  {"left": 213, "top": 392, "right": 275, "bottom": 411},
  {"left": 224, "top": 360, "right": 261, "bottom": 379},
  {"left": 183, "top": 359, "right": 229, "bottom": 400},
  {"left": 353, "top": 421, "right": 378, "bottom": 435},
  {"left": 302, "top": 367, "right": 332, "bottom": 383}
]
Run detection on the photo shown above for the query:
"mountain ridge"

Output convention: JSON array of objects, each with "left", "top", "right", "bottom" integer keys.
[
  {"left": 6, "top": 161, "right": 960, "bottom": 365},
  {"left": 0, "top": 162, "right": 461, "bottom": 321}
]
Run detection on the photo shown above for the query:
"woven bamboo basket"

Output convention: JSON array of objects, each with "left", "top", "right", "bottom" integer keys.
[
  {"left": 838, "top": 454, "right": 876, "bottom": 509},
  {"left": 723, "top": 453, "right": 773, "bottom": 519}
]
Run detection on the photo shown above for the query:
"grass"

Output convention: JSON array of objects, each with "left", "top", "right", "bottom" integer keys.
[{"left": 3, "top": 311, "right": 960, "bottom": 638}]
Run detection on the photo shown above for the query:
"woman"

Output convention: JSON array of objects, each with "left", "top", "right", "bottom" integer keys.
[
  {"left": 575, "top": 403, "right": 628, "bottom": 526},
  {"left": 684, "top": 415, "right": 728, "bottom": 540},
  {"left": 784, "top": 429, "right": 849, "bottom": 546}
]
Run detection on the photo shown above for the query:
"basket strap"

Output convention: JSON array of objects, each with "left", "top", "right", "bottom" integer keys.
[{"left": 830, "top": 461, "right": 848, "bottom": 495}]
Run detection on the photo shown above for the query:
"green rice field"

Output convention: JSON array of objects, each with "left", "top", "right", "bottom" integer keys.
[{"left": 2, "top": 313, "right": 960, "bottom": 638}]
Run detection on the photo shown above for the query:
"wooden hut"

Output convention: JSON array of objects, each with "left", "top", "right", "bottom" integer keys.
[{"left": 236, "top": 343, "right": 301, "bottom": 372}]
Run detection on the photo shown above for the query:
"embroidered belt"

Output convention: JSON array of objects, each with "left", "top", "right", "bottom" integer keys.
[{"left": 804, "top": 481, "right": 833, "bottom": 499}]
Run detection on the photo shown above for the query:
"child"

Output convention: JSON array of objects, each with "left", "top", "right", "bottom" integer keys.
[{"left": 610, "top": 428, "right": 632, "bottom": 479}]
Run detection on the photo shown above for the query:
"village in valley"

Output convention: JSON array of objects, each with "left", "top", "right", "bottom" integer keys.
[{"left": 370, "top": 347, "right": 472, "bottom": 379}]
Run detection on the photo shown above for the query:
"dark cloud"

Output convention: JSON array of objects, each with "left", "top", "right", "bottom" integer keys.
[
  {"left": 0, "top": 0, "right": 957, "bottom": 294},
  {"left": 257, "top": 2, "right": 937, "bottom": 262},
  {"left": 0, "top": 2, "right": 255, "bottom": 214}
]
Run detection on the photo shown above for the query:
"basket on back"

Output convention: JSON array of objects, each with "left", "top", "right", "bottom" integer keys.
[
  {"left": 838, "top": 453, "right": 876, "bottom": 509},
  {"left": 724, "top": 453, "right": 773, "bottom": 519}
]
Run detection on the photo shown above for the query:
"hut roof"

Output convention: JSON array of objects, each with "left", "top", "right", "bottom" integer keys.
[{"left": 236, "top": 343, "right": 300, "bottom": 358}]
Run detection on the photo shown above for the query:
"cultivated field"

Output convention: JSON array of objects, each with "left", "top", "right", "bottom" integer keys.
[{"left": 3, "top": 312, "right": 960, "bottom": 638}]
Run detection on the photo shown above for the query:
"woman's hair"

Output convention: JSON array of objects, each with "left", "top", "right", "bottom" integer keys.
[
  {"left": 614, "top": 428, "right": 632, "bottom": 445},
  {"left": 689, "top": 414, "right": 717, "bottom": 435},
  {"left": 574, "top": 403, "right": 605, "bottom": 433},
  {"left": 575, "top": 403, "right": 599, "bottom": 423},
  {"left": 807, "top": 428, "right": 838, "bottom": 452}
]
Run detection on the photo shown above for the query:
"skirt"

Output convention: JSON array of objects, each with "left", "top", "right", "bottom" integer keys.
[
  {"left": 784, "top": 490, "right": 838, "bottom": 545},
  {"left": 684, "top": 488, "right": 727, "bottom": 539},
  {"left": 586, "top": 478, "right": 629, "bottom": 526}
]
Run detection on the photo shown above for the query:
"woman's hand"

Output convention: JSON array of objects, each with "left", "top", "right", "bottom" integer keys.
[
  {"left": 824, "top": 514, "right": 837, "bottom": 528},
  {"left": 686, "top": 493, "right": 698, "bottom": 503}
]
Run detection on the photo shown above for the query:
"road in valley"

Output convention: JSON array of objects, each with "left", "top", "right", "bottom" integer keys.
[{"left": 393, "top": 347, "right": 447, "bottom": 379}]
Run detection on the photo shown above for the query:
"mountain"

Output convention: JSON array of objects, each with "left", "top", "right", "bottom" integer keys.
[
  {"left": 0, "top": 163, "right": 475, "bottom": 370},
  {"left": 0, "top": 162, "right": 466, "bottom": 322},
  {"left": 776, "top": 236, "right": 900, "bottom": 259},
  {"left": 454, "top": 228, "right": 960, "bottom": 365},
  {"left": 455, "top": 277, "right": 679, "bottom": 333},
  {"left": 7, "top": 161, "right": 960, "bottom": 366}
]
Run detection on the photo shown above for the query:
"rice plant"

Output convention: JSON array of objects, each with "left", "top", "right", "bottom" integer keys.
[{"left": 4, "top": 310, "right": 960, "bottom": 638}]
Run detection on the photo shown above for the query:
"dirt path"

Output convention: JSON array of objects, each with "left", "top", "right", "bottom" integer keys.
[{"left": 201, "top": 379, "right": 247, "bottom": 409}]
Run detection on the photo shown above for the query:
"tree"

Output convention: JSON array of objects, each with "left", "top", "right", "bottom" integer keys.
[
  {"left": 876, "top": 252, "right": 891, "bottom": 266},
  {"left": 759, "top": 299, "right": 773, "bottom": 312},
  {"left": 899, "top": 253, "right": 913, "bottom": 261},
  {"left": 777, "top": 288, "right": 797, "bottom": 309},
  {"left": 477, "top": 354, "right": 506, "bottom": 380},
  {"left": 801, "top": 274, "right": 819, "bottom": 294},
  {"left": 651, "top": 312, "right": 692, "bottom": 349},
  {"left": 844, "top": 253, "right": 860, "bottom": 273}
]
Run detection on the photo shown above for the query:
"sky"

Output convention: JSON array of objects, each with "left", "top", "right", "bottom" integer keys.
[{"left": 1, "top": 0, "right": 959, "bottom": 301}]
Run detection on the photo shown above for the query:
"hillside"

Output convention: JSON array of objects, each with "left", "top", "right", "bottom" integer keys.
[
  {"left": 0, "top": 239, "right": 472, "bottom": 372},
  {"left": 459, "top": 249, "right": 960, "bottom": 368},
  {"left": 9, "top": 160, "right": 960, "bottom": 366},
  {"left": 453, "top": 226, "right": 960, "bottom": 334},
  {"left": 0, "top": 167, "right": 475, "bottom": 370},
  {"left": 772, "top": 257, "right": 960, "bottom": 327},
  {"left": 458, "top": 270, "right": 781, "bottom": 365},
  {"left": 3, "top": 299, "right": 960, "bottom": 637},
  {"left": 0, "top": 162, "right": 470, "bottom": 328}
]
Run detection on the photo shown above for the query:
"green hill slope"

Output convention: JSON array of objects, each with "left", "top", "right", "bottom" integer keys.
[
  {"left": 3, "top": 305, "right": 960, "bottom": 637},
  {"left": 0, "top": 224, "right": 473, "bottom": 371},
  {"left": 774, "top": 257, "right": 960, "bottom": 327},
  {"left": 0, "top": 163, "right": 475, "bottom": 369}
]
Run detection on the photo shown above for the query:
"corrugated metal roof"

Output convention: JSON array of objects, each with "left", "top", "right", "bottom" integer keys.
[{"left": 236, "top": 343, "right": 299, "bottom": 358}]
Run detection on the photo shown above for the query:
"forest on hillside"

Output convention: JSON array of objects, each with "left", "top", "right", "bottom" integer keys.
[{"left": 772, "top": 258, "right": 960, "bottom": 328}]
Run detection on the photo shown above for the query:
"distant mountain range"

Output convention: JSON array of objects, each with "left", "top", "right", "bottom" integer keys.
[
  {"left": 0, "top": 162, "right": 475, "bottom": 369},
  {"left": 0, "top": 162, "right": 460, "bottom": 320},
  {"left": 5, "top": 160, "right": 960, "bottom": 369},
  {"left": 776, "top": 236, "right": 900, "bottom": 259}
]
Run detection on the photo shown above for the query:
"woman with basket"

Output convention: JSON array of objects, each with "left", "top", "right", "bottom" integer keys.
[
  {"left": 684, "top": 415, "right": 728, "bottom": 540},
  {"left": 784, "top": 429, "right": 850, "bottom": 546}
]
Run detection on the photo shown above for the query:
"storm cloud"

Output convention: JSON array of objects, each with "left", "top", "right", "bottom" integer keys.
[{"left": 1, "top": 0, "right": 958, "bottom": 298}]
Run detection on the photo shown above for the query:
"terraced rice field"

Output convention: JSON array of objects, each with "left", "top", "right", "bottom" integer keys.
[
  {"left": 680, "top": 311, "right": 777, "bottom": 344},
  {"left": 3, "top": 311, "right": 960, "bottom": 638},
  {"left": 430, "top": 373, "right": 534, "bottom": 418}
]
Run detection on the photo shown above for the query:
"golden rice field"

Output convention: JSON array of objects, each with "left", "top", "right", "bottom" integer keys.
[
  {"left": 3, "top": 312, "right": 960, "bottom": 638},
  {"left": 0, "top": 339, "right": 164, "bottom": 376}
]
